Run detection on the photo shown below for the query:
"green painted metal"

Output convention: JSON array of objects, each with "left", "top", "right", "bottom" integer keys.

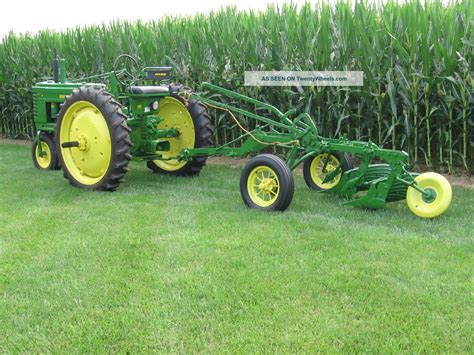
[
  {"left": 33, "top": 56, "right": 168, "bottom": 162},
  {"left": 422, "top": 188, "right": 437, "bottom": 203},
  {"left": 35, "top": 131, "right": 43, "bottom": 157},
  {"left": 188, "top": 82, "right": 422, "bottom": 209},
  {"left": 32, "top": 53, "right": 425, "bottom": 209}
]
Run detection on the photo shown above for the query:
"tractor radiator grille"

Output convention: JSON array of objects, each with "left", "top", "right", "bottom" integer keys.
[{"left": 32, "top": 91, "right": 39, "bottom": 121}]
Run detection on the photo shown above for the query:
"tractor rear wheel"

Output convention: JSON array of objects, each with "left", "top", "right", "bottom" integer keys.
[
  {"left": 240, "top": 154, "right": 294, "bottom": 211},
  {"left": 32, "top": 133, "right": 60, "bottom": 170},
  {"left": 147, "top": 84, "right": 213, "bottom": 176},
  {"left": 303, "top": 152, "right": 353, "bottom": 191},
  {"left": 56, "top": 86, "right": 132, "bottom": 191}
]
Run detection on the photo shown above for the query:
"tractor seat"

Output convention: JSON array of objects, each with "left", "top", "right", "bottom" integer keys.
[{"left": 129, "top": 85, "right": 169, "bottom": 95}]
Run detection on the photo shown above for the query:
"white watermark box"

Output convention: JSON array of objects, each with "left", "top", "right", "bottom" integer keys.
[{"left": 244, "top": 71, "right": 363, "bottom": 86}]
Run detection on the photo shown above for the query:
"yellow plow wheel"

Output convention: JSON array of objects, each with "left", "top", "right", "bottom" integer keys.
[
  {"left": 240, "top": 154, "right": 294, "bottom": 211},
  {"left": 406, "top": 172, "right": 452, "bottom": 218},
  {"left": 303, "top": 152, "right": 353, "bottom": 191}
]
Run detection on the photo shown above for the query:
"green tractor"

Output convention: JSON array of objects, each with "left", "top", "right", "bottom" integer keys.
[
  {"left": 32, "top": 51, "right": 452, "bottom": 218},
  {"left": 33, "top": 51, "right": 212, "bottom": 190}
]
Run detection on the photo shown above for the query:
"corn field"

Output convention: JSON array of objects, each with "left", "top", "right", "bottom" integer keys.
[{"left": 0, "top": 0, "right": 472, "bottom": 172}]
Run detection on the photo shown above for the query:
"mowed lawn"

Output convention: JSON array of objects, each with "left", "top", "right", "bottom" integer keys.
[{"left": 0, "top": 143, "right": 472, "bottom": 352}]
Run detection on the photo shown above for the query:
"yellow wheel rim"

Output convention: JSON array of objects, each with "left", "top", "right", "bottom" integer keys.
[
  {"left": 59, "top": 101, "right": 112, "bottom": 185},
  {"left": 153, "top": 97, "right": 195, "bottom": 171},
  {"left": 35, "top": 142, "right": 52, "bottom": 169},
  {"left": 309, "top": 153, "right": 342, "bottom": 189},
  {"left": 247, "top": 166, "right": 280, "bottom": 207},
  {"left": 406, "top": 172, "right": 452, "bottom": 218}
]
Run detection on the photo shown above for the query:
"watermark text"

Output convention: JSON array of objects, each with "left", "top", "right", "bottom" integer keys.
[{"left": 245, "top": 71, "right": 363, "bottom": 86}]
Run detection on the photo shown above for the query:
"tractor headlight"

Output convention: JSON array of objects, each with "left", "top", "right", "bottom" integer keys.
[{"left": 151, "top": 101, "right": 159, "bottom": 111}]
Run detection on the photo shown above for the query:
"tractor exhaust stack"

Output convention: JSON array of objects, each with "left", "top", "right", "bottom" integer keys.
[{"left": 53, "top": 49, "right": 59, "bottom": 83}]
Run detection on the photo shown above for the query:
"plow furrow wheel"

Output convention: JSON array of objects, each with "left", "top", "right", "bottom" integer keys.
[
  {"left": 240, "top": 154, "right": 294, "bottom": 211},
  {"left": 406, "top": 172, "right": 452, "bottom": 218},
  {"left": 303, "top": 152, "right": 353, "bottom": 191}
]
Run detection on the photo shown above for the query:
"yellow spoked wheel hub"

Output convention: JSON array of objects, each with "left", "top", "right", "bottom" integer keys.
[
  {"left": 153, "top": 97, "right": 195, "bottom": 171},
  {"left": 309, "top": 153, "right": 342, "bottom": 189},
  {"left": 247, "top": 166, "right": 280, "bottom": 207},
  {"left": 35, "top": 142, "right": 52, "bottom": 168},
  {"left": 406, "top": 172, "right": 452, "bottom": 218},
  {"left": 59, "top": 101, "right": 112, "bottom": 185}
]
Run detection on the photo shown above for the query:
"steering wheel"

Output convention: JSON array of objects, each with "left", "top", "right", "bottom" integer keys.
[{"left": 112, "top": 54, "right": 142, "bottom": 87}]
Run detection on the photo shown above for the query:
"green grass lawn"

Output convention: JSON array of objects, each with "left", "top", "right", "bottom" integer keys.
[{"left": 0, "top": 143, "right": 473, "bottom": 352}]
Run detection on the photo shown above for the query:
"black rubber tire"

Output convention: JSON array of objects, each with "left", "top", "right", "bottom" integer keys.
[
  {"left": 32, "top": 133, "right": 60, "bottom": 170},
  {"left": 56, "top": 86, "right": 132, "bottom": 191},
  {"left": 303, "top": 152, "right": 354, "bottom": 191},
  {"left": 147, "top": 83, "right": 214, "bottom": 176},
  {"left": 240, "top": 154, "right": 294, "bottom": 211}
]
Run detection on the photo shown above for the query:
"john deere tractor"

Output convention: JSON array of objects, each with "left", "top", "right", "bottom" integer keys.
[
  {"left": 32, "top": 51, "right": 452, "bottom": 218},
  {"left": 32, "top": 51, "right": 212, "bottom": 190}
]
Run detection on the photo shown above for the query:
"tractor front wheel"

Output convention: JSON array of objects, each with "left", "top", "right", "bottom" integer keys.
[
  {"left": 240, "top": 154, "right": 294, "bottom": 211},
  {"left": 56, "top": 86, "right": 132, "bottom": 191},
  {"left": 32, "top": 133, "right": 60, "bottom": 170}
]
